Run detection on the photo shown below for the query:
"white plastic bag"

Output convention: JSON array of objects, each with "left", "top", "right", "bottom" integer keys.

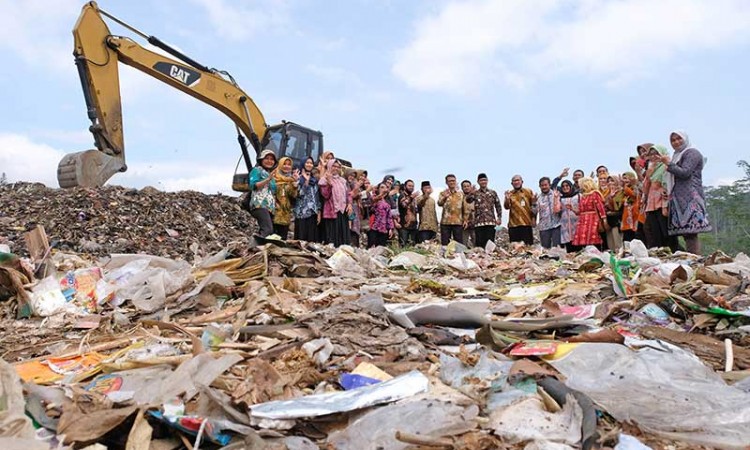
[
  {"left": 549, "top": 342, "right": 750, "bottom": 448},
  {"left": 30, "top": 276, "right": 77, "bottom": 316}
]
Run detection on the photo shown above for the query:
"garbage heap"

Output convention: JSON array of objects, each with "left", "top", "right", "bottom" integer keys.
[
  {"left": 0, "top": 182, "right": 253, "bottom": 261},
  {"left": 2, "top": 187, "right": 750, "bottom": 450}
]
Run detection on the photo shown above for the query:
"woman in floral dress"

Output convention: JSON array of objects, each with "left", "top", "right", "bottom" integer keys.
[
  {"left": 572, "top": 177, "right": 607, "bottom": 249},
  {"left": 247, "top": 149, "right": 277, "bottom": 238}
]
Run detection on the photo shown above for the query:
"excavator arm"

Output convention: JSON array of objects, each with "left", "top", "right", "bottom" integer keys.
[{"left": 58, "top": 1, "right": 268, "bottom": 188}]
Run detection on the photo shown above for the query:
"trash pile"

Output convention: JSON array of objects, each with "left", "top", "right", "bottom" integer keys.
[
  {"left": 0, "top": 182, "right": 253, "bottom": 261},
  {"left": 3, "top": 190, "right": 750, "bottom": 449}
]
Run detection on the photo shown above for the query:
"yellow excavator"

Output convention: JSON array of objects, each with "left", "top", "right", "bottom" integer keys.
[{"left": 58, "top": 1, "right": 336, "bottom": 190}]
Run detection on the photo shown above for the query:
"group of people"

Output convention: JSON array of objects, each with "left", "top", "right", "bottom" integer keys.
[{"left": 244, "top": 130, "right": 711, "bottom": 255}]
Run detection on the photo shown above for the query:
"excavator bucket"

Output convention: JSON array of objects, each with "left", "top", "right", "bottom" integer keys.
[{"left": 57, "top": 149, "right": 126, "bottom": 188}]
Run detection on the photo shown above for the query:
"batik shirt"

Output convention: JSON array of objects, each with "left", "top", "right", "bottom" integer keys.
[
  {"left": 536, "top": 190, "right": 561, "bottom": 231},
  {"left": 248, "top": 167, "right": 277, "bottom": 213},
  {"left": 505, "top": 188, "right": 535, "bottom": 228},
  {"left": 467, "top": 188, "right": 501, "bottom": 227},
  {"left": 417, "top": 195, "right": 438, "bottom": 233},
  {"left": 273, "top": 179, "right": 298, "bottom": 226},
  {"left": 293, "top": 176, "right": 321, "bottom": 220},
  {"left": 438, "top": 190, "right": 464, "bottom": 226},
  {"left": 399, "top": 193, "right": 419, "bottom": 230},
  {"left": 463, "top": 196, "right": 475, "bottom": 228}
]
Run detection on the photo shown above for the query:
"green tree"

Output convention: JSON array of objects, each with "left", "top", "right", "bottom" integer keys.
[{"left": 702, "top": 160, "right": 750, "bottom": 254}]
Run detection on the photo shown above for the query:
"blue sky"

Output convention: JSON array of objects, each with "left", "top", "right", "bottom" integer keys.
[{"left": 1, "top": 0, "right": 748, "bottom": 194}]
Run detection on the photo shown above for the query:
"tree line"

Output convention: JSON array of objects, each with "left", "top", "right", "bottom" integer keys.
[{"left": 702, "top": 160, "right": 750, "bottom": 255}]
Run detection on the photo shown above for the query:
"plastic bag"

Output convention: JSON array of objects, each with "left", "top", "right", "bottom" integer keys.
[
  {"left": 250, "top": 371, "right": 429, "bottom": 420},
  {"left": 548, "top": 342, "right": 750, "bottom": 448},
  {"left": 440, "top": 253, "right": 479, "bottom": 272},
  {"left": 327, "top": 248, "right": 365, "bottom": 276},
  {"left": 628, "top": 239, "right": 649, "bottom": 259},
  {"left": 30, "top": 276, "right": 77, "bottom": 317},
  {"left": 100, "top": 254, "right": 193, "bottom": 311},
  {"left": 388, "top": 251, "right": 428, "bottom": 270}
]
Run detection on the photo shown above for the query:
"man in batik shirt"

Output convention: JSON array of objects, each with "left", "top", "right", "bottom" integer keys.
[
  {"left": 438, "top": 174, "right": 464, "bottom": 245},
  {"left": 465, "top": 173, "right": 502, "bottom": 249},
  {"left": 417, "top": 181, "right": 438, "bottom": 243}
]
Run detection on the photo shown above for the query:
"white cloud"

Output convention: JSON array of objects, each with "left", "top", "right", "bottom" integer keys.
[
  {"left": 0, "top": 0, "right": 80, "bottom": 71},
  {"left": 393, "top": 0, "right": 750, "bottom": 92},
  {"left": 0, "top": 133, "right": 65, "bottom": 187},
  {"left": 305, "top": 64, "right": 365, "bottom": 87},
  {"left": 190, "top": 0, "right": 290, "bottom": 41}
]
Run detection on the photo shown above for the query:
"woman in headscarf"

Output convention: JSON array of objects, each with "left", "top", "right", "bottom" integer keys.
[
  {"left": 271, "top": 157, "right": 298, "bottom": 239},
  {"left": 597, "top": 173, "right": 612, "bottom": 249},
  {"left": 572, "top": 177, "right": 607, "bottom": 249},
  {"left": 619, "top": 172, "right": 641, "bottom": 243},
  {"left": 603, "top": 175, "right": 624, "bottom": 250},
  {"left": 643, "top": 145, "right": 678, "bottom": 251},
  {"left": 247, "top": 149, "right": 277, "bottom": 238},
  {"left": 658, "top": 131, "right": 711, "bottom": 254},
  {"left": 317, "top": 151, "right": 336, "bottom": 178},
  {"left": 318, "top": 159, "right": 352, "bottom": 246},
  {"left": 293, "top": 157, "right": 321, "bottom": 242},
  {"left": 368, "top": 183, "right": 395, "bottom": 248},
  {"left": 346, "top": 169, "right": 364, "bottom": 247},
  {"left": 559, "top": 180, "right": 580, "bottom": 252}
]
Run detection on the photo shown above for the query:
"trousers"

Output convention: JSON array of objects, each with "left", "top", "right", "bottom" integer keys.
[{"left": 250, "top": 208, "right": 274, "bottom": 237}]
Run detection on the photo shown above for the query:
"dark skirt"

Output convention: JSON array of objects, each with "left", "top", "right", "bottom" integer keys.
[
  {"left": 294, "top": 215, "right": 319, "bottom": 242},
  {"left": 322, "top": 212, "right": 351, "bottom": 247}
]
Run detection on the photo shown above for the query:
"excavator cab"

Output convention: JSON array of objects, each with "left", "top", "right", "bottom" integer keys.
[{"left": 264, "top": 122, "right": 324, "bottom": 170}]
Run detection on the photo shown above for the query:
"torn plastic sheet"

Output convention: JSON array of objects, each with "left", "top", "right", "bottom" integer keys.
[
  {"left": 548, "top": 342, "right": 750, "bottom": 449},
  {"left": 327, "top": 399, "right": 479, "bottom": 450},
  {"left": 176, "top": 270, "right": 234, "bottom": 304},
  {"left": 385, "top": 298, "right": 490, "bottom": 328},
  {"left": 388, "top": 251, "right": 429, "bottom": 270},
  {"left": 490, "top": 395, "right": 582, "bottom": 446},
  {"left": 250, "top": 371, "right": 429, "bottom": 420},
  {"left": 440, "top": 352, "right": 514, "bottom": 401},
  {"left": 99, "top": 254, "right": 193, "bottom": 311}
]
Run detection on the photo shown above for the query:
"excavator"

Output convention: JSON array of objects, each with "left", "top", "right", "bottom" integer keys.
[{"left": 58, "top": 1, "right": 336, "bottom": 190}]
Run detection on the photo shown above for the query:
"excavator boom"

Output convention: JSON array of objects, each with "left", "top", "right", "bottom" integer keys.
[{"left": 59, "top": 1, "right": 270, "bottom": 188}]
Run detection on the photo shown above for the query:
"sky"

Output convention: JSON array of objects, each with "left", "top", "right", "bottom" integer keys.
[{"left": 1, "top": 0, "right": 749, "bottom": 195}]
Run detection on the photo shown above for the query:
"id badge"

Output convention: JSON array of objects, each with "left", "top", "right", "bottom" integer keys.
[{"left": 520, "top": 200, "right": 526, "bottom": 207}]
